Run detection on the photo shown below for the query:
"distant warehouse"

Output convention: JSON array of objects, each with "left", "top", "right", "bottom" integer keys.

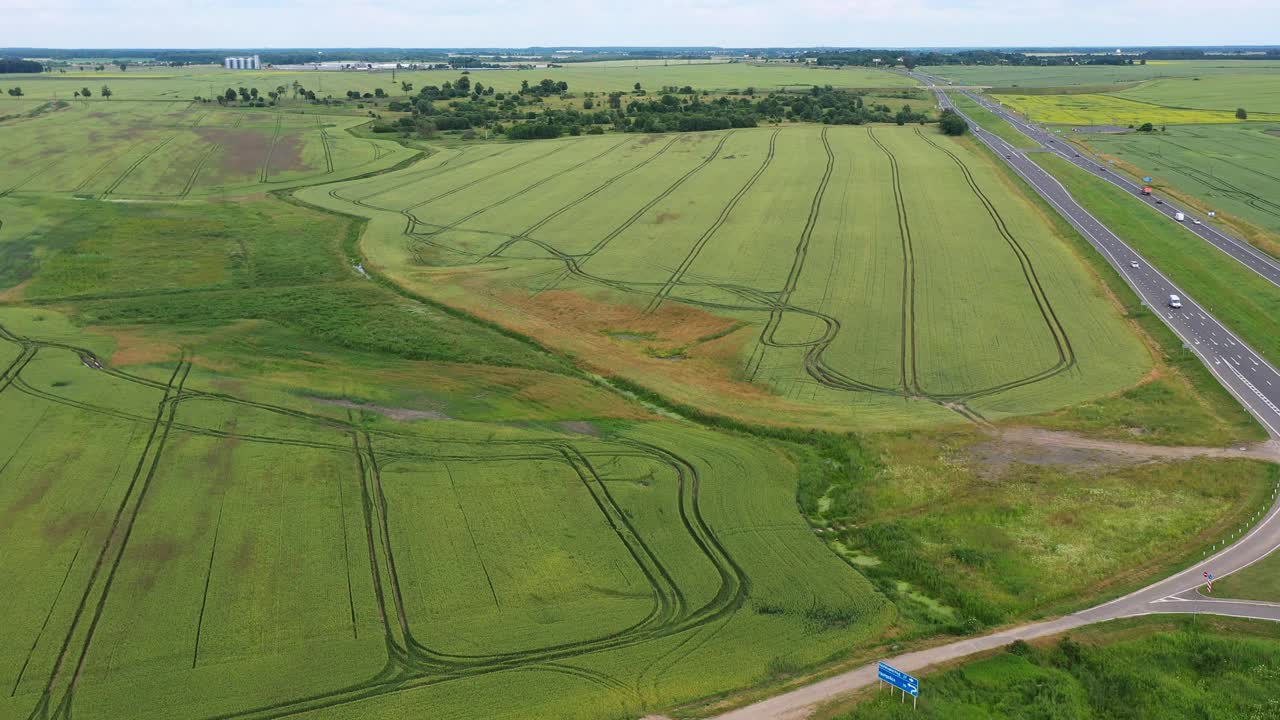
[{"left": 224, "top": 55, "right": 261, "bottom": 70}]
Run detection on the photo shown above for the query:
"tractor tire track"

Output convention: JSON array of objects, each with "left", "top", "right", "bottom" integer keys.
[
  {"left": 868, "top": 127, "right": 919, "bottom": 396},
  {"left": 914, "top": 127, "right": 1076, "bottom": 401},
  {"left": 31, "top": 360, "right": 189, "bottom": 720},
  {"left": 483, "top": 135, "right": 681, "bottom": 260},
  {"left": 180, "top": 142, "right": 220, "bottom": 198},
  {"left": 536, "top": 132, "right": 733, "bottom": 296},
  {"left": 101, "top": 135, "right": 176, "bottom": 197},
  {"left": 259, "top": 115, "right": 282, "bottom": 183},
  {"left": 644, "top": 130, "right": 778, "bottom": 314}
]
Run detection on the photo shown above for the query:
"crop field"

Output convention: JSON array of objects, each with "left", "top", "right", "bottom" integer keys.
[
  {"left": 1115, "top": 74, "right": 1280, "bottom": 114},
  {"left": 304, "top": 125, "right": 1150, "bottom": 429},
  {"left": 991, "top": 92, "right": 1280, "bottom": 126},
  {"left": 0, "top": 62, "right": 916, "bottom": 102},
  {"left": 0, "top": 101, "right": 414, "bottom": 198},
  {"left": 921, "top": 60, "right": 1280, "bottom": 88},
  {"left": 1079, "top": 123, "right": 1280, "bottom": 241},
  {"left": 0, "top": 304, "right": 895, "bottom": 720}
]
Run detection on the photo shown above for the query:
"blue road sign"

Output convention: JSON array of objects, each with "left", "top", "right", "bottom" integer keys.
[
  {"left": 878, "top": 662, "right": 920, "bottom": 696},
  {"left": 1143, "top": 177, "right": 1153, "bottom": 182}
]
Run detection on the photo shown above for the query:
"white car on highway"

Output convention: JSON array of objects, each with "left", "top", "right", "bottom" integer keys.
[
  {"left": 1130, "top": 261, "right": 1140, "bottom": 268},
  {"left": 1168, "top": 294, "right": 1183, "bottom": 309}
]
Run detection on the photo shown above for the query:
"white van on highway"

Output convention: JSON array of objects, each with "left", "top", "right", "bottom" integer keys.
[
  {"left": 1168, "top": 294, "right": 1183, "bottom": 309},
  {"left": 1175, "top": 212, "right": 1186, "bottom": 222}
]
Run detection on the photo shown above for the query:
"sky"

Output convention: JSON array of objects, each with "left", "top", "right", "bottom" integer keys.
[{"left": 4, "top": 0, "right": 1279, "bottom": 49}]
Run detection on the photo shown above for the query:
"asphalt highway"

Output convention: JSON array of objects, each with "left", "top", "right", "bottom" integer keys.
[
  {"left": 919, "top": 73, "right": 1280, "bottom": 288},
  {"left": 704, "top": 76, "right": 1280, "bottom": 720},
  {"left": 921, "top": 82, "right": 1280, "bottom": 438}
]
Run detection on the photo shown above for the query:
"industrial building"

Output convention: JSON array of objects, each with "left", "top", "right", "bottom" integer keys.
[{"left": 223, "top": 55, "right": 261, "bottom": 70}]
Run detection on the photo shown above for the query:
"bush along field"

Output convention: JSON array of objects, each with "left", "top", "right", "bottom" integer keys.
[{"left": 837, "top": 616, "right": 1280, "bottom": 720}]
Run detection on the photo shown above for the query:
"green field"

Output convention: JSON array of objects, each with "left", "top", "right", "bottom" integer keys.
[
  {"left": 1032, "top": 153, "right": 1280, "bottom": 370},
  {"left": 993, "top": 92, "right": 1280, "bottom": 125},
  {"left": 837, "top": 616, "right": 1280, "bottom": 719},
  {"left": 303, "top": 125, "right": 1151, "bottom": 430},
  {"left": 0, "top": 101, "right": 414, "bottom": 198},
  {"left": 1116, "top": 74, "right": 1280, "bottom": 114},
  {"left": 1077, "top": 123, "right": 1280, "bottom": 246},
  {"left": 921, "top": 60, "right": 1280, "bottom": 89},
  {"left": 0, "top": 62, "right": 916, "bottom": 102},
  {"left": 0, "top": 194, "right": 899, "bottom": 719}
]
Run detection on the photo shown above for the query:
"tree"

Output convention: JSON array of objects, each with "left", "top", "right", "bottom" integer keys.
[
  {"left": 225, "top": 88, "right": 237, "bottom": 103},
  {"left": 100, "top": 85, "right": 112, "bottom": 99},
  {"left": 81, "top": 86, "right": 92, "bottom": 97},
  {"left": 1236, "top": 107, "right": 1248, "bottom": 119},
  {"left": 401, "top": 81, "right": 413, "bottom": 93},
  {"left": 249, "top": 87, "right": 259, "bottom": 99},
  {"left": 73, "top": 90, "right": 80, "bottom": 99},
  {"left": 118, "top": 62, "right": 128, "bottom": 72},
  {"left": 1137, "top": 122, "right": 1154, "bottom": 132},
  {"left": 7, "top": 87, "right": 22, "bottom": 97},
  {"left": 583, "top": 97, "right": 594, "bottom": 110},
  {"left": 938, "top": 108, "right": 967, "bottom": 136}
]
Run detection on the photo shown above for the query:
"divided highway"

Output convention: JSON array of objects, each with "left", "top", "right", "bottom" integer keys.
[
  {"left": 706, "top": 77, "right": 1280, "bottom": 720},
  {"left": 922, "top": 82, "right": 1280, "bottom": 437},
  {"left": 920, "top": 73, "right": 1280, "bottom": 289}
]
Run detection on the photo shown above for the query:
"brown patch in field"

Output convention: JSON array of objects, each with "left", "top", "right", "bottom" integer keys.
[
  {"left": 6, "top": 472, "right": 54, "bottom": 518},
  {"left": 86, "top": 325, "right": 180, "bottom": 367},
  {"left": 310, "top": 396, "right": 451, "bottom": 421},
  {"left": 557, "top": 420, "right": 600, "bottom": 436},
  {"left": 204, "top": 419, "right": 240, "bottom": 493},
  {"left": 1267, "top": 129, "right": 1280, "bottom": 138},
  {"left": 131, "top": 538, "right": 182, "bottom": 592},
  {"left": 439, "top": 280, "right": 795, "bottom": 417},
  {"left": 654, "top": 212, "right": 680, "bottom": 224},
  {"left": 133, "top": 537, "right": 181, "bottom": 564},
  {"left": 196, "top": 127, "right": 271, "bottom": 179},
  {"left": 232, "top": 537, "right": 255, "bottom": 572},
  {"left": 43, "top": 512, "right": 91, "bottom": 544},
  {"left": 267, "top": 131, "right": 311, "bottom": 175},
  {"left": 0, "top": 279, "right": 31, "bottom": 302}
]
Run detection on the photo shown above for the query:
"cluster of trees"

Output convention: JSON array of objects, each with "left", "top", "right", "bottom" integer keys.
[
  {"left": 520, "top": 78, "right": 569, "bottom": 97},
  {"left": 938, "top": 109, "right": 967, "bottom": 136},
  {"left": 203, "top": 85, "right": 289, "bottom": 106},
  {"left": 375, "top": 77, "right": 939, "bottom": 141},
  {"left": 0, "top": 58, "right": 42, "bottom": 74},
  {"left": 70, "top": 85, "right": 110, "bottom": 99},
  {"left": 5, "top": 87, "right": 22, "bottom": 96}
]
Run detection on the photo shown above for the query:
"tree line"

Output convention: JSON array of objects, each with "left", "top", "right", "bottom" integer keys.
[
  {"left": 0, "top": 57, "right": 42, "bottom": 73},
  {"left": 372, "top": 77, "right": 942, "bottom": 141}
]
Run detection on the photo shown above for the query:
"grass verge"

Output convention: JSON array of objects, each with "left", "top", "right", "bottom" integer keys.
[{"left": 831, "top": 615, "right": 1280, "bottom": 720}]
